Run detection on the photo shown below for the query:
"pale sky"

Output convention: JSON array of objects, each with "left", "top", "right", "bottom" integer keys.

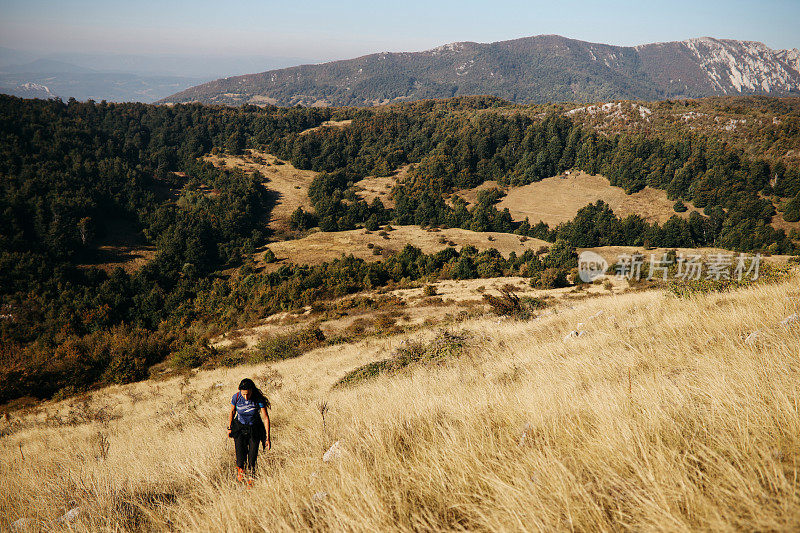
[{"left": 1, "top": 0, "right": 798, "bottom": 61}]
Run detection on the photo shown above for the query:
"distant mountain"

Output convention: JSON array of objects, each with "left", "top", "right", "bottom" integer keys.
[
  {"left": 0, "top": 68, "right": 207, "bottom": 104},
  {"left": 1, "top": 58, "right": 96, "bottom": 74},
  {"left": 159, "top": 35, "right": 800, "bottom": 107}
]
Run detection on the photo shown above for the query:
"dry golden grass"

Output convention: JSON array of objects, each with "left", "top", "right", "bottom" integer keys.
[
  {"left": 353, "top": 165, "right": 413, "bottom": 209},
  {"left": 3, "top": 274, "right": 800, "bottom": 531},
  {"left": 203, "top": 150, "right": 317, "bottom": 232},
  {"left": 261, "top": 225, "right": 551, "bottom": 266},
  {"left": 495, "top": 171, "right": 700, "bottom": 225},
  {"left": 210, "top": 275, "right": 620, "bottom": 351}
]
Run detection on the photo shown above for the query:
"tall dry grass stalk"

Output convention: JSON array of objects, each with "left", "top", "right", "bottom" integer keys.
[{"left": 2, "top": 277, "right": 800, "bottom": 531}]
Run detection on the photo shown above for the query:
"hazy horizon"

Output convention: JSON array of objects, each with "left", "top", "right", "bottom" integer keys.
[{"left": 2, "top": 0, "right": 798, "bottom": 68}]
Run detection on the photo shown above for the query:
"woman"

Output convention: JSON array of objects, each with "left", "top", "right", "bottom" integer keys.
[{"left": 227, "top": 378, "right": 271, "bottom": 483}]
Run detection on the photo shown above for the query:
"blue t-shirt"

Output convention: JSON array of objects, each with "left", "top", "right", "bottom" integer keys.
[{"left": 232, "top": 392, "right": 266, "bottom": 425}]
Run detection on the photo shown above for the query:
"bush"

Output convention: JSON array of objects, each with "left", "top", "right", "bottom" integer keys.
[
  {"left": 483, "top": 289, "right": 546, "bottom": 319},
  {"left": 530, "top": 267, "right": 569, "bottom": 289},
  {"left": 254, "top": 326, "right": 325, "bottom": 362},
  {"left": 673, "top": 199, "right": 688, "bottom": 213},
  {"left": 423, "top": 285, "right": 438, "bottom": 297},
  {"left": 335, "top": 330, "right": 469, "bottom": 387},
  {"left": 170, "top": 343, "right": 211, "bottom": 370}
]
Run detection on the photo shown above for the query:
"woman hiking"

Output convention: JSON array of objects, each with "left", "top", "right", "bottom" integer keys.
[{"left": 227, "top": 378, "right": 271, "bottom": 484}]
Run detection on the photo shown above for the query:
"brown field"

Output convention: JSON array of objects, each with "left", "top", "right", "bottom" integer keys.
[
  {"left": 494, "top": 171, "right": 700, "bottom": 225},
  {"left": 203, "top": 150, "right": 317, "bottom": 232},
  {"left": 353, "top": 165, "right": 412, "bottom": 209},
  {"left": 772, "top": 211, "right": 800, "bottom": 236},
  {"left": 260, "top": 225, "right": 551, "bottom": 266},
  {"left": 4, "top": 274, "right": 800, "bottom": 531}
]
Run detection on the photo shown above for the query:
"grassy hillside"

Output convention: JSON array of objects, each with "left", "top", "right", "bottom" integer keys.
[{"left": 2, "top": 274, "right": 799, "bottom": 530}]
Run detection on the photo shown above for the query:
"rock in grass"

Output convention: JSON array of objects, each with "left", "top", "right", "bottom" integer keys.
[
  {"left": 563, "top": 330, "right": 585, "bottom": 341},
  {"left": 11, "top": 518, "right": 35, "bottom": 531},
  {"left": 744, "top": 331, "right": 760, "bottom": 345},
  {"left": 518, "top": 422, "right": 532, "bottom": 446},
  {"left": 323, "top": 441, "right": 342, "bottom": 463},
  {"left": 58, "top": 506, "right": 81, "bottom": 523},
  {"left": 312, "top": 491, "right": 328, "bottom": 503}
]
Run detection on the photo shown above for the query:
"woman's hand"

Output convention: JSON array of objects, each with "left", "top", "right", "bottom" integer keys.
[{"left": 264, "top": 439, "right": 271, "bottom": 451}]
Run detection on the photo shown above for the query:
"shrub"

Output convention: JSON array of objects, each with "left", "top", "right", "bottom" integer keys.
[
  {"left": 365, "top": 214, "right": 380, "bottom": 231},
  {"left": 335, "top": 330, "right": 469, "bottom": 387},
  {"left": 423, "top": 285, "right": 438, "bottom": 297},
  {"left": 254, "top": 326, "right": 325, "bottom": 362},
  {"left": 374, "top": 314, "right": 399, "bottom": 332},
  {"left": 483, "top": 288, "right": 538, "bottom": 319},
  {"left": 170, "top": 343, "right": 213, "bottom": 370},
  {"left": 673, "top": 199, "right": 688, "bottom": 213},
  {"left": 530, "top": 268, "right": 569, "bottom": 289}
]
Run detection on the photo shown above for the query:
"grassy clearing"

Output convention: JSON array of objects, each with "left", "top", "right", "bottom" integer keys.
[
  {"left": 264, "top": 225, "right": 551, "bottom": 267},
  {"left": 203, "top": 150, "right": 317, "bottom": 233},
  {"left": 2, "top": 274, "right": 800, "bottom": 531},
  {"left": 495, "top": 170, "right": 700, "bottom": 225}
]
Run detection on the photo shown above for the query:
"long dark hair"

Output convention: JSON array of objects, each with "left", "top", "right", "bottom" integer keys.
[{"left": 238, "top": 378, "right": 271, "bottom": 409}]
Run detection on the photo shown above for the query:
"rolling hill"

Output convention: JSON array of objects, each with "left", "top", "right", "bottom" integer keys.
[{"left": 160, "top": 35, "right": 800, "bottom": 107}]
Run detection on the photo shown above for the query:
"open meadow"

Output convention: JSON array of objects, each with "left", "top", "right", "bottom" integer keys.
[{"left": 3, "top": 272, "right": 800, "bottom": 531}]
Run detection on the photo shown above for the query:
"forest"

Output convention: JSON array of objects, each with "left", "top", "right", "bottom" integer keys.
[{"left": 1, "top": 94, "right": 798, "bottom": 403}]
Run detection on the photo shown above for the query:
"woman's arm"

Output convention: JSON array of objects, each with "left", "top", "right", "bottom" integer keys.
[
  {"left": 261, "top": 407, "right": 271, "bottom": 450},
  {"left": 227, "top": 406, "right": 235, "bottom": 437}
]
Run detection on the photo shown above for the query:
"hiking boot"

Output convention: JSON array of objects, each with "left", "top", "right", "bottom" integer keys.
[{"left": 237, "top": 467, "right": 245, "bottom": 483}]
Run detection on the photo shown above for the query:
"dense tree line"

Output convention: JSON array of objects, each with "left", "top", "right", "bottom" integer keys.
[
  {"left": 193, "top": 240, "right": 577, "bottom": 329},
  {"left": 0, "top": 95, "right": 339, "bottom": 401},
  {"left": 275, "top": 100, "right": 798, "bottom": 253},
  {"left": 1, "top": 94, "right": 797, "bottom": 402}
]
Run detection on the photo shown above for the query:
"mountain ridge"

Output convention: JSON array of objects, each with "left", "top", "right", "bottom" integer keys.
[{"left": 159, "top": 34, "right": 800, "bottom": 107}]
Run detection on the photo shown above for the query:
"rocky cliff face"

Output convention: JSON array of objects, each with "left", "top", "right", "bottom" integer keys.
[{"left": 637, "top": 37, "right": 800, "bottom": 96}]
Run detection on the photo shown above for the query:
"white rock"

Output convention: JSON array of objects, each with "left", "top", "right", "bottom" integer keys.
[
  {"left": 781, "top": 314, "right": 799, "bottom": 326},
  {"left": 11, "top": 518, "right": 34, "bottom": 531},
  {"left": 312, "top": 491, "right": 328, "bottom": 503},
  {"left": 563, "top": 330, "right": 585, "bottom": 341},
  {"left": 58, "top": 507, "right": 81, "bottom": 523},
  {"left": 744, "top": 331, "right": 760, "bottom": 345},
  {"left": 518, "top": 422, "right": 532, "bottom": 446},
  {"left": 322, "top": 441, "right": 342, "bottom": 463}
]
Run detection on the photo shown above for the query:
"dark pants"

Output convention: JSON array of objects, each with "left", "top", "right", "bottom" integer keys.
[{"left": 234, "top": 427, "right": 260, "bottom": 471}]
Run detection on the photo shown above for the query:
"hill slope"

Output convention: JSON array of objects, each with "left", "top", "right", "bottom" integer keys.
[
  {"left": 160, "top": 35, "right": 800, "bottom": 107},
  {"left": 3, "top": 276, "right": 799, "bottom": 530}
]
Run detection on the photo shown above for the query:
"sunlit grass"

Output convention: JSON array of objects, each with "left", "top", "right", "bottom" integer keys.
[{"left": 2, "top": 275, "right": 800, "bottom": 531}]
